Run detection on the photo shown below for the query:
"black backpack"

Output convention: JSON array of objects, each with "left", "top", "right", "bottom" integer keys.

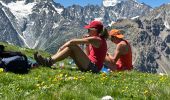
[{"left": 0, "top": 45, "right": 30, "bottom": 74}]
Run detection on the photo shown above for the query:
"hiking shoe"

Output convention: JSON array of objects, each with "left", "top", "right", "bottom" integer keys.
[
  {"left": 34, "top": 52, "right": 53, "bottom": 67},
  {"left": 34, "top": 52, "right": 42, "bottom": 65}
]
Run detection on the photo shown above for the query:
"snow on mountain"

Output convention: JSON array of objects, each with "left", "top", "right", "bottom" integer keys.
[
  {"left": 0, "top": 0, "right": 151, "bottom": 52},
  {"left": 103, "top": 0, "right": 125, "bottom": 7},
  {"left": 108, "top": 21, "right": 116, "bottom": 26},
  {"left": 51, "top": 3, "right": 63, "bottom": 14},
  {"left": 0, "top": 1, "right": 37, "bottom": 48},
  {"left": 56, "top": 8, "right": 63, "bottom": 14},
  {"left": 94, "top": 17, "right": 103, "bottom": 21},
  {"left": 131, "top": 16, "right": 139, "bottom": 20},
  {"left": 164, "top": 20, "right": 170, "bottom": 29},
  {"left": 2, "top": 1, "right": 36, "bottom": 20},
  {"left": 52, "top": 23, "right": 59, "bottom": 29},
  {"left": 103, "top": 0, "right": 145, "bottom": 8}
]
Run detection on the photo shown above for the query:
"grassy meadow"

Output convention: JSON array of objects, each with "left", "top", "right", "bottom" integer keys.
[{"left": 0, "top": 42, "right": 170, "bottom": 100}]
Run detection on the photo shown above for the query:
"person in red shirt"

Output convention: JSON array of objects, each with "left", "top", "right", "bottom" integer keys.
[
  {"left": 104, "top": 29, "right": 133, "bottom": 71},
  {"left": 34, "top": 20, "right": 108, "bottom": 73}
]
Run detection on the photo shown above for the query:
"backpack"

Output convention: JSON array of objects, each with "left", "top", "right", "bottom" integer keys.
[{"left": 0, "top": 45, "right": 31, "bottom": 74}]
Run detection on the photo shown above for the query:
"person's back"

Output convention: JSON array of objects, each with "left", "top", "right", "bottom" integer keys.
[{"left": 116, "top": 40, "right": 133, "bottom": 70}]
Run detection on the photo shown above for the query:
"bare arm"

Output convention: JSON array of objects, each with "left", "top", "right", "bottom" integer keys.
[
  {"left": 108, "top": 44, "right": 125, "bottom": 70},
  {"left": 60, "top": 37, "right": 101, "bottom": 50}
]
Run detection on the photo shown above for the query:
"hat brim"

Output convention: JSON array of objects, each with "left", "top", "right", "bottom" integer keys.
[
  {"left": 109, "top": 33, "right": 124, "bottom": 38},
  {"left": 109, "top": 30, "right": 124, "bottom": 39},
  {"left": 84, "top": 25, "right": 91, "bottom": 29},
  {"left": 115, "top": 34, "right": 124, "bottom": 38}
]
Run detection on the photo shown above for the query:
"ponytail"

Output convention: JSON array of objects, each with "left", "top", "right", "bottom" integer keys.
[{"left": 99, "top": 28, "right": 109, "bottom": 39}]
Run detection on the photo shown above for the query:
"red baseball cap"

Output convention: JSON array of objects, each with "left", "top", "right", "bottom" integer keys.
[{"left": 84, "top": 20, "right": 103, "bottom": 31}]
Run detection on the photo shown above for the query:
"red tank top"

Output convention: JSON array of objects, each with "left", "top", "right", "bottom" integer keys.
[
  {"left": 116, "top": 40, "right": 133, "bottom": 70},
  {"left": 88, "top": 36, "right": 107, "bottom": 70}
]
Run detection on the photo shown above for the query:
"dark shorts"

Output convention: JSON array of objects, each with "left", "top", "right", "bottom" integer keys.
[{"left": 80, "top": 61, "right": 100, "bottom": 73}]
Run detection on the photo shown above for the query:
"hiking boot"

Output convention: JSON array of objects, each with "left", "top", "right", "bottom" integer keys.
[
  {"left": 34, "top": 52, "right": 53, "bottom": 67},
  {"left": 34, "top": 52, "right": 42, "bottom": 65}
]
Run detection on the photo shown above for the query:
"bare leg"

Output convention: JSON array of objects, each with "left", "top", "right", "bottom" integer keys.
[
  {"left": 51, "top": 45, "right": 90, "bottom": 70},
  {"left": 51, "top": 47, "right": 72, "bottom": 62}
]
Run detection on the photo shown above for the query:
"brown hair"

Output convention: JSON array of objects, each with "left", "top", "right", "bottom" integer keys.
[{"left": 99, "top": 28, "right": 109, "bottom": 39}]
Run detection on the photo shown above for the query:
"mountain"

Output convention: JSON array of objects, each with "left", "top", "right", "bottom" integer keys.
[
  {"left": 110, "top": 3, "right": 170, "bottom": 74},
  {"left": 0, "top": 0, "right": 151, "bottom": 52},
  {"left": 0, "top": 0, "right": 87, "bottom": 52}
]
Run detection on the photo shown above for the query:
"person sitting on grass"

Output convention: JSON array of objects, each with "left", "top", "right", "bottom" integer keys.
[
  {"left": 104, "top": 29, "right": 133, "bottom": 71},
  {"left": 34, "top": 20, "right": 108, "bottom": 73}
]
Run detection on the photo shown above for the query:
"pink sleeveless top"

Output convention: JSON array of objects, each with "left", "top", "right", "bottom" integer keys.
[
  {"left": 88, "top": 36, "right": 107, "bottom": 70},
  {"left": 116, "top": 40, "right": 133, "bottom": 70}
]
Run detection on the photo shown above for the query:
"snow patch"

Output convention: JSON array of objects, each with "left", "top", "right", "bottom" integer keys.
[
  {"left": 27, "top": 22, "right": 35, "bottom": 26},
  {"left": 155, "top": 13, "right": 162, "bottom": 19},
  {"left": 53, "top": 23, "right": 59, "bottom": 29},
  {"left": 108, "top": 21, "right": 116, "bottom": 26},
  {"left": 51, "top": 4, "right": 63, "bottom": 14},
  {"left": 0, "top": 1, "right": 8, "bottom": 6},
  {"left": 164, "top": 20, "right": 170, "bottom": 29},
  {"left": 103, "top": 0, "right": 125, "bottom": 7},
  {"left": 131, "top": 16, "right": 139, "bottom": 20},
  {"left": 55, "top": 8, "right": 63, "bottom": 14},
  {"left": 18, "top": 31, "right": 30, "bottom": 48},
  {"left": 103, "top": 0, "right": 143, "bottom": 7},
  {"left": 32, "top": 40, "right": 39, "bottom": 49},
  {"left": 5, "top": 1, "right": 36, "bottom": 20},
  {"left": 42, "top": 8, "right": 49, "bottom": 14},
  {"left": 94, "top": 17, "right": 103, "bottom": 22}
]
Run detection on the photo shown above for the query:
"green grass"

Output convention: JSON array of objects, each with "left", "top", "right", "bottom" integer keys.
[{"left": 0, "top": 42, "right": 170, "bottom": 100}]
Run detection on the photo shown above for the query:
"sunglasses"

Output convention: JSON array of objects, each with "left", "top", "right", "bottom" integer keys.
[{"left": 88, "top": 28, "right": 97, "bottom": 33}]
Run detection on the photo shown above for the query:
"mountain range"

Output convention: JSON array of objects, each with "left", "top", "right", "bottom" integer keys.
[{"left": 0, "top": 0, "right": 169, "bottom": 74}]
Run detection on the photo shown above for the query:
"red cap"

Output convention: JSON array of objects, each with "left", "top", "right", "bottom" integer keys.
[{"left": 84, "top": 20, "right": 103, "bottom": 31}]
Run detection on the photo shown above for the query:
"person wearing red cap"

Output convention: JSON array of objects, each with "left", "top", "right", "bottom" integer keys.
[
  {"left": 104, "top": 29, "right": 133, "bottom": 71},
  {"left": 34, "top": 20, "right": 108, "bottom": 73}
]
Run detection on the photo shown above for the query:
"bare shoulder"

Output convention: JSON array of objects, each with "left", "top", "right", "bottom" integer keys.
[
  {"left": 117, "top": 41, "right": 129, "bottom": 54},
  {"left": 86, "top": 36, "right": 102, "bottom": 48},
  {"left": 117, "top": 41, "right": 127, "bottom": 47}
]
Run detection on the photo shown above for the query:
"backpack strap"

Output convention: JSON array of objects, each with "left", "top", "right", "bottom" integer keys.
[
  {"left": 0, "top": 51, "right": 24, "bottom": 58},
  {"left": 0, "top": 45, "right": 5, "bottom": 53}
]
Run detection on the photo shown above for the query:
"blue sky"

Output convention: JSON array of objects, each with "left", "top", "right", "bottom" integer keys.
[{"left": 54, "top": 0, "right": 170, "bottom": 8}]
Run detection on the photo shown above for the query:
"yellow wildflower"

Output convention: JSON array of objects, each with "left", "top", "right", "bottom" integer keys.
[{"left": 0, "top": 68, "right": 4, "bottom": 73}]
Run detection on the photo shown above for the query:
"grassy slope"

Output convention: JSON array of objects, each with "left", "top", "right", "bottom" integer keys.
[{"left": 0, "top": 42, "right": 170, "bottom": 100}]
